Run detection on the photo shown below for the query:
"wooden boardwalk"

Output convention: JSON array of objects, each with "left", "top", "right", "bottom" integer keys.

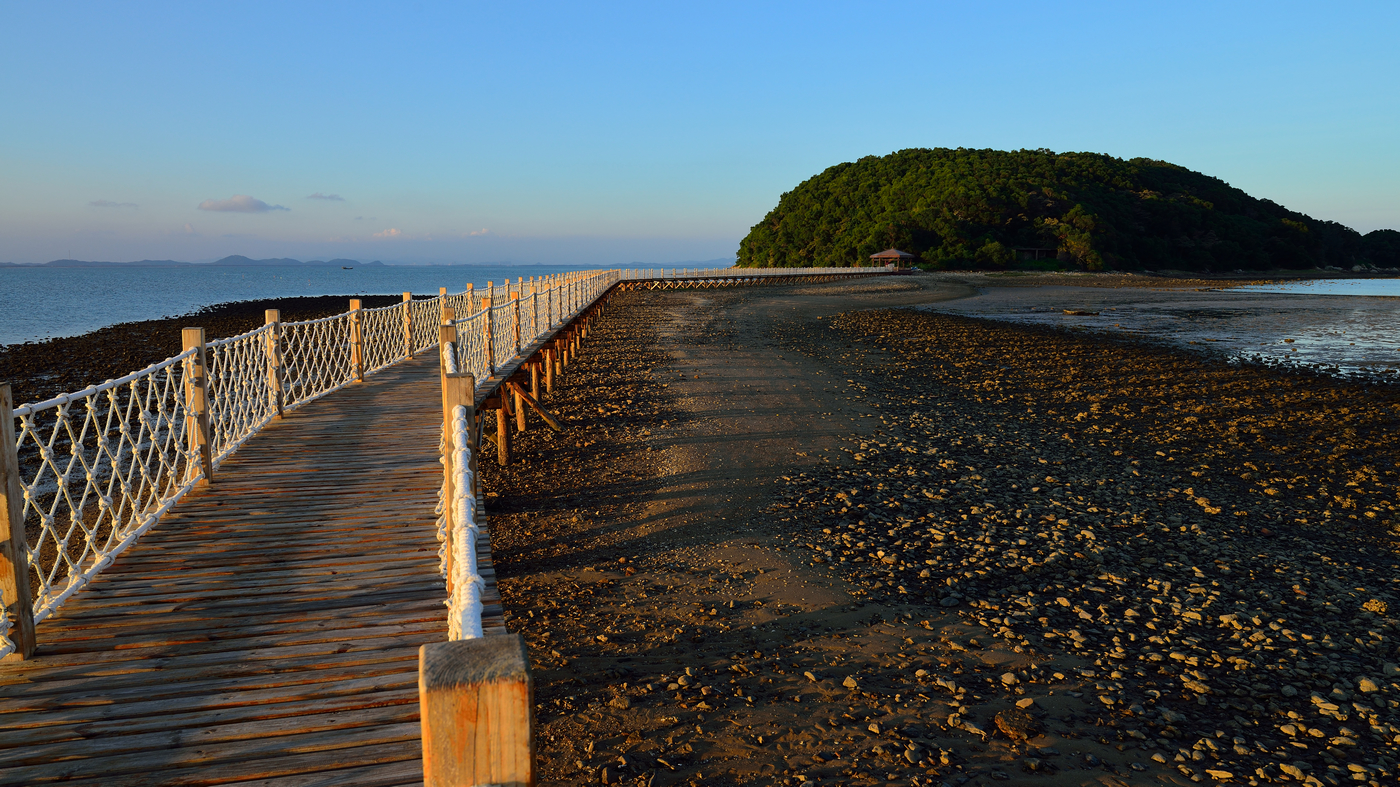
[{"left": 0, "top": 354, "right": 500, "bottom": 786}]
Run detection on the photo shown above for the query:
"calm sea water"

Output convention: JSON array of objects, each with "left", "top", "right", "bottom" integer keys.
[
  {"left": 929, "top": 278, "right": 1400, "bottom": 383},
  {"left": 0, "top": 263, "right": 622, "bottom": 346}
]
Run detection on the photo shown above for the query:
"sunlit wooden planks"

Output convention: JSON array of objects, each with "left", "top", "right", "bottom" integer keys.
[{"left": 0, "top": 354, "right": 494, "bottom": 785}]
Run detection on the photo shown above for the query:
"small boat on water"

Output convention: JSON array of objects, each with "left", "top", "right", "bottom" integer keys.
[{"left": 342, "top": 266, "right": 353, "bottom": 270}]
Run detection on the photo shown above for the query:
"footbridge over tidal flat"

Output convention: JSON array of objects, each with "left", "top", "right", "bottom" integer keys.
[{"left": 0, "top": 266, "right": 889, "bottom": 785}]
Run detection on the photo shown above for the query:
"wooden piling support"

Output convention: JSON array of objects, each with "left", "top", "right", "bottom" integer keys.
[
  {"left": 513, "top": 382, "right": 526, "bottom": 433},
  {"left": 181, "top": 328, "right": 215, "bottom": 487},
  {"left": 264, "top": 310, "right": 284, "bottom": 418},
  {"left": 0, "top": 384, "right": 36, "bottom": 662},
  {"left": 419, "top": 634, "right": 534, "bottom": 787},
  {"left": 544, "top": 348, "right": 555, "bottom": 393},
  {"left": 496, "top": 402, "right": 511, "bottom": 466}
]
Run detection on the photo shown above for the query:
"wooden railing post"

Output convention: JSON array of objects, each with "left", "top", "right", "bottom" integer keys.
[
  {"left": 349, "top": 299, "right": 365, "bottom": 382},
  {"left": 0, "top": 384, "right": 36, "bottom": 662},
  {"left": 264, "top": 310, "right": 284, "bottom": 418},
  {"left": 482, "top": 298, "right": 495, "bottom": 375},
  {"left": 402, "top": 292, "right": 413, "bottom": 359},
  {"left": 182, "top": 328, "right": 215, "bottom": 487},
  {"left": 420, "top": 634, "right": 534, "bottom": 786}
]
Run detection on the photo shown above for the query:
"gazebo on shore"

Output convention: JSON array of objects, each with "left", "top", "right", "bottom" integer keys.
[{"left": 869, "top": 248, "right": 916, "bottom": 269}]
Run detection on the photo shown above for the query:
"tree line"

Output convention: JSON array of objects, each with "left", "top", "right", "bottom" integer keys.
[{"left": 736, "top": 148, "right": 1400, "bottom": 272}]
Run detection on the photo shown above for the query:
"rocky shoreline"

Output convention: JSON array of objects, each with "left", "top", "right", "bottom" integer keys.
[{"left": 768, "top": 306, "right": 1400, "bottom": 785}]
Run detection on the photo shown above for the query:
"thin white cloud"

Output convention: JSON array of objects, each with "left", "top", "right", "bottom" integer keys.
[
  {"left": 466, "top": 228, "right": 489, "bottom": 236},
  {"left": 197, "top": 195, "right": 289, "bottom": 213},
  {"left": 372, "top": 228, "right": 403, "bottom": 239},
  {"left": 307, "top": 193, "right": 344, "bottom": 201},
  {"left": 90, "top": 199, "right": 138, "bottom": 208}
]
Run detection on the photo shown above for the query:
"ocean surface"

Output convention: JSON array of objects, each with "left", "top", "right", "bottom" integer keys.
[
  {"left": 927, "top": 278, "right": 1400, "bottom": 383},
  {"left": 0, "top": 263, "right": 631, "bottom": 346}
]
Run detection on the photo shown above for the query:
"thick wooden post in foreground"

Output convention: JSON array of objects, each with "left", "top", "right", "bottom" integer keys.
[
  {"left": 349, "top": 299, "right": 365, "bottom": 381},
  {"left": 181, "top": 328, "right": 215, "bottom": 487},
  {"left": 264, "top": 310, "right": 284, "bottom": 418},
  {"left": 543, "top": 349, "right": 555, "bottom": 394},
  {"left": 0, "top": 384, "right": 37, "bottom": 661},
  {"left": 420, "top": 634, "right": 534, "bottom": 787}
]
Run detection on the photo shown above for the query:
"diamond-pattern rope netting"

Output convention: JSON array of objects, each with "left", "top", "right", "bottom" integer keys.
[
  {"left": 490, "top": 301, "right": 517, "bottom": 366},
  {"left": 206, "top": 325, "right": 276, "bottom": 466},
  {"left": 280, "top": 312, "right": 354, "bottom": 408},
  {"left": 449, "top": 307, "right": 490, "bottom": 380},
  {"left": 409, "top": 298, "right": 441, "bottom": 355},
  {"left": 359, "top": 304, "right": 403, "bottom": 376},
  {"left": 13, "top": 350, "right": 197, "bottom": 622}
]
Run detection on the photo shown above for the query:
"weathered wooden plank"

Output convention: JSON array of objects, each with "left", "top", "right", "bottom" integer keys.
[
  {"left": 0, "top": 688, "right": 418, "bottom": 749},
  {"left": 0, "top": 723, "right": 422, "bottom": 785}
]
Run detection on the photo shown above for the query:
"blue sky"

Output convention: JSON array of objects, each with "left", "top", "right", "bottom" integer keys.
[{"left": 2, "top": 1, "right": 1397, "bottom": 265}]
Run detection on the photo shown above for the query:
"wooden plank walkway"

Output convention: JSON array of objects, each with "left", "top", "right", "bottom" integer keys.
[{"left": 0, "top": 353, "right": 501, "bottom": 786}]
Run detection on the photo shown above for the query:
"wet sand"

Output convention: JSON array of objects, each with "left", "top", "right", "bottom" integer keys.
[{"left": 926, "top": 279, "right": 1400, "bottom": 383}]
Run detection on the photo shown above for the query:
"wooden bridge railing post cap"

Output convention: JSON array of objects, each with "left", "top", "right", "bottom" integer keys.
[{"left": 419, "top": 634, "right": 534, "bottom": 786}]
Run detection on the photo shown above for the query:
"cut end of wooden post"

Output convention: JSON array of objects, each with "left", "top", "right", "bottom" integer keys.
[
  {"left": 420, "top": 635, "right": 534, "bottom": 787},
  {"left": 264, "top": 309, "right": 280, "bottom": 324}
]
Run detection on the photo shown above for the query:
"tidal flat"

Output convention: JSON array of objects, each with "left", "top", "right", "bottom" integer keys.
[{"left": 476, "top": 276, "right": 1397, "bottom": 787}]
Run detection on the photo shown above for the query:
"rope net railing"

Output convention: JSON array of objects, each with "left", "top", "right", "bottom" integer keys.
[
  {"left": 358, "top": 304, "right": 403, "bottom": 377},
  {"left": 443, "top": 270, "right": 620, "bottom": 382},
  {"left": 10, "top": 350, "right": 197, "bottom": 624},
  {"left": 206, "top": 325, "right": 277, "bottom": 465}
]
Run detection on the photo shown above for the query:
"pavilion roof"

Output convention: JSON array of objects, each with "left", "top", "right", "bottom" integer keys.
[{"left": 870, "top": 248, "right": 915, "bottom": 259}]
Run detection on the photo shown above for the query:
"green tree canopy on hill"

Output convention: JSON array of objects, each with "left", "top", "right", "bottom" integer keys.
[{"left": 736, "top": 148, "right": 1397, "bottom": 271}]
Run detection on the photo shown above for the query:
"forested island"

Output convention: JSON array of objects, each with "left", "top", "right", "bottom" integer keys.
[{"left": 736, "top": 148, "right": 1400, "bottom": 272}]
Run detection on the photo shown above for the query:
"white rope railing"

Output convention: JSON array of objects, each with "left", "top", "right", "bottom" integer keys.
[
  {"left": 12, "top": 349, "right": 197, "bottom": 624},
  {"left": 445, "top": 402, "right": 483, "bottom": 640},
  {"left": 443, "top": 270, "right": 622, "bottom": 381},
  {"left": 206, "top": 325, "right": 277, "bottom": 465}
]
